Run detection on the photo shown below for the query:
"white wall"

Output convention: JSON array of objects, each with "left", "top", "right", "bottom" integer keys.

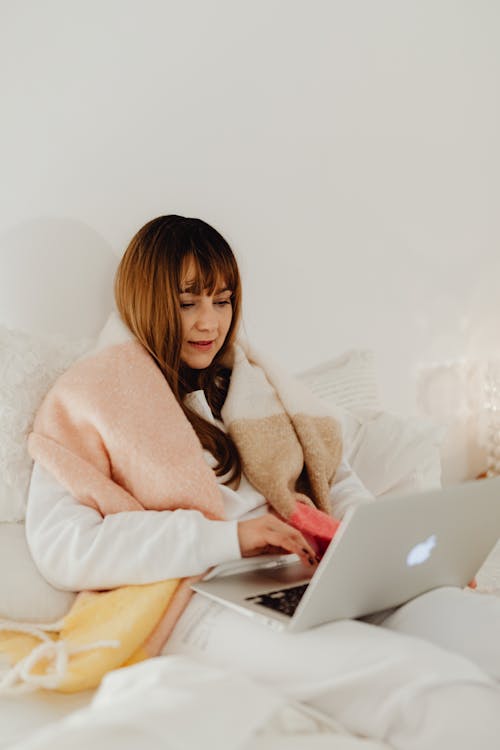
[{"left": 1, "top": 0, "right": 499, "bottom": 415}]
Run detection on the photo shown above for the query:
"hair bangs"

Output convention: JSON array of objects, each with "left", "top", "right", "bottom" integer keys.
[{"left": 180, "top": 243, "right": 238, "bottom": 297}]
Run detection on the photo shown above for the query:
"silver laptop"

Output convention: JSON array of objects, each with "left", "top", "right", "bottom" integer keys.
[{"left": 192, "top": 476, "right": 500, "bottom": 632}]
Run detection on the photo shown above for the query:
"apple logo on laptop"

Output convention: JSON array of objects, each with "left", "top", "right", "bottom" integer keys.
[{"left": 406, "top": 535, "right": 437, "bottom": 567}]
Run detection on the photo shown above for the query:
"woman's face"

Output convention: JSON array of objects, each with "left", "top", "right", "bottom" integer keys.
[{"left": 178, "top": 258, "right": 233, "bottom": 369}]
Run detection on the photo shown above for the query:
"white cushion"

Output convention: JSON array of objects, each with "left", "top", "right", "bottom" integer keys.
[
  {"left": 0, "top": 324, "right": 94, "bottom": 522},
  {"left": 298, "top": 349, "right": 381, "bottom": 413},
  {"left": 0, "top": 523, "right": 76, "bottom": 622},
  {"left": 297, "top": 351, "right": 445, "bottom": 496},
  {"left": 342, "top": 407, "right": 446, "bottom": 496}
]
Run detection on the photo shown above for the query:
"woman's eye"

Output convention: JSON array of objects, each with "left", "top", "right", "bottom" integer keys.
[{"left": 180, "top": 300, "right": 231, "bottom": 309}]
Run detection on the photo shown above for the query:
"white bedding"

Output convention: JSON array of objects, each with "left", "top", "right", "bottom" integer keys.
[
  {"left": 2, "top": 542, "right": 500, "bottom": 750},
  {"left": 2, "top": 541, "right": 500, "bottom": 750},
  {"left": 0, "top": 655, "right": 385, "bottom": 750}
]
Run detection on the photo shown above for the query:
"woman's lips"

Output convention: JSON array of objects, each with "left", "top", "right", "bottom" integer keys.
[{"left": 189, "top": 340, "right": 214, "bottom": 350}]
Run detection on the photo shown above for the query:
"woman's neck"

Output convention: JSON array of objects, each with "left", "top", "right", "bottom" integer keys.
[{"left": 180, "top": 365, "right": 204, "bottom": 394}]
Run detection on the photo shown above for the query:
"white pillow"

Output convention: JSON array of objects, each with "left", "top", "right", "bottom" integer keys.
[
  {"left": 343, "top": 407, "right": 446, "bottom": 496},
  {"left": 0, "top": 324, "right": 94, "bottom": 522},
  {"left": 0, "top": 523, "right": 76, "bottom": 622},
  {"left": 297, "top": 351, "right": 445, "bottom": 496},
  {"left": 298, "top": 349, "right": 381, "bottom": 413}
]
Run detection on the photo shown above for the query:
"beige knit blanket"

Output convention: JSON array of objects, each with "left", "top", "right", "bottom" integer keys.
[{"left": 0, "top": 311, "right": 342, "bottom": 693}]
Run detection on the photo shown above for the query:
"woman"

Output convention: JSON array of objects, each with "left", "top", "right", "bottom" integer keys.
[{"left": 26, "top": 215, "right": 500, "bottom": 748}]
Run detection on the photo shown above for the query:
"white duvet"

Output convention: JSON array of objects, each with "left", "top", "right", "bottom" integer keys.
[{"left": 1, "top": 655, "right": 386, "bottom": 750}]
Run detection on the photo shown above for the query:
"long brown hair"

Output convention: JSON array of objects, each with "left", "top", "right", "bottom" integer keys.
[{"left": 114, "top": 214, "right": 243, "bottom": 486}]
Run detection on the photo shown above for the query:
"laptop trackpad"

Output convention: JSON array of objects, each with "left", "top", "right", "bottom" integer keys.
[{"left": 259, "top": 561, "right": 312, "bottom": 587}]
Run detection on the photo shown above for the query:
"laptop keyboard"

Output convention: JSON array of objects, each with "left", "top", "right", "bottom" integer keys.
[{"left": 246, "top": 584, "right": 309, "bottom": 617}]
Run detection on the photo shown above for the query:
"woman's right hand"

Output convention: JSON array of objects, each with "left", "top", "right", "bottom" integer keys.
[{"left": 237, "top": 513, "right": 319, "bottom": 568}]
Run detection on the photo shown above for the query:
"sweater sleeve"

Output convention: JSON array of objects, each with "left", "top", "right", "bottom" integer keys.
[
  {"left": 328, "top": 455, "right": 375, "bottom": 520},
  {"left": 25, "top": 461, "right": 242, "bottom": 592}
]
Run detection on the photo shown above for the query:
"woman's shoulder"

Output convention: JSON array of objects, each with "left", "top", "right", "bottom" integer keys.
[
  {"left": 34, "top": 313, "right": 166, "bottom": 418},
  {"left": 44, "top": 337, "right": 144, "bottom": 399}
]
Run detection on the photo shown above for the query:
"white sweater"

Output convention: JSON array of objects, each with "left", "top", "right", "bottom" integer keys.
[{"left": 25, "top": 390, "right": 374, "bottom": 592}]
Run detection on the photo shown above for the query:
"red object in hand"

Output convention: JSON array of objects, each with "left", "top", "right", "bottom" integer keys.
[{"left": 287, "top": 502, "right": 340, "bottom": 557}]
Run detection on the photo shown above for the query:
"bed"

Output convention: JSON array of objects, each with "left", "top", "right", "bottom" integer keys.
[{"left": 1, "top": 219, "right": 499, "bottom": 750}]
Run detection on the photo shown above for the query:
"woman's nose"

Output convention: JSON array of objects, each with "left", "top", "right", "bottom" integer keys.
[{"left": 195, "top": 303, "right": 217, "bottom": 331}]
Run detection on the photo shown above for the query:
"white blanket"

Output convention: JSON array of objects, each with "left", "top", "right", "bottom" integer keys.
[{"left": 3, "top": 655, "right": 386, "bottom": 750}]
